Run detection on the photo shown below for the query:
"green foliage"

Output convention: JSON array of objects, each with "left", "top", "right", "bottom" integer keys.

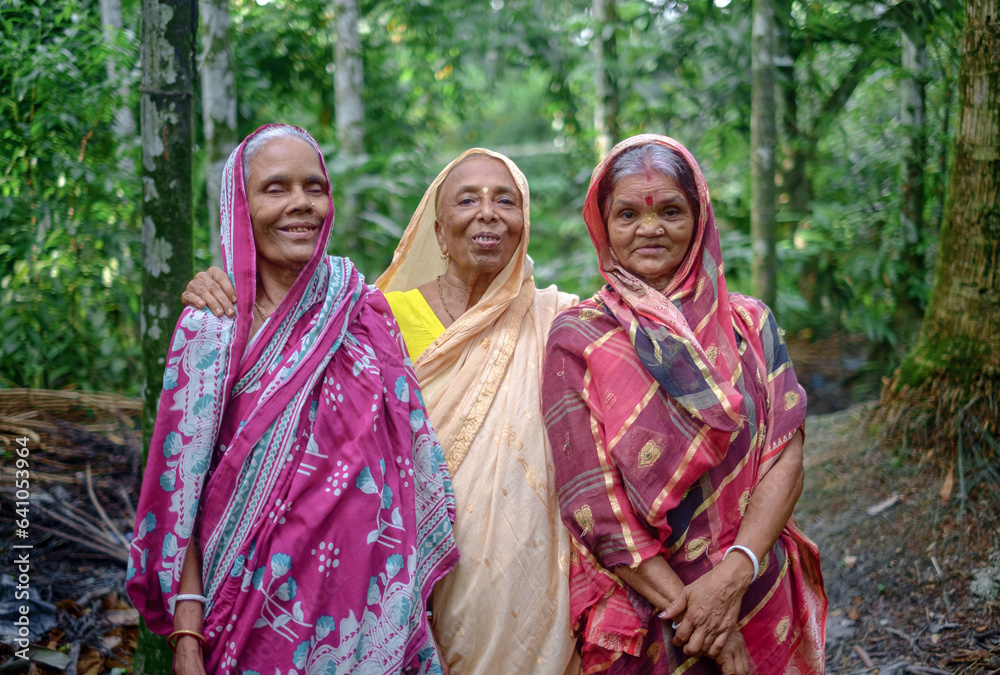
[
  {"left": 780, "top": 3, "right": 959, "bottom": 356},
  {"left": 0, "top": 0, "right": 141, "bottom": 392},
  {"left": 0, "top": 0, "right": 967, "bottom": 396}
]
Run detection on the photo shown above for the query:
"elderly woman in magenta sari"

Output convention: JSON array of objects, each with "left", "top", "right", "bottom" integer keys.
[
  {"left": 182, "top": 149, "right": 582, "bottom": 674},
  {"left": 541, "top": 135, "right": 827, "bottom": 675},
  {"left": 127, "top": 124, "right": 459, "bottom": 675}
]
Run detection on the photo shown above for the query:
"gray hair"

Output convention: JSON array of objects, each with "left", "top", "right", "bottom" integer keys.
[
  {"left": 242, "top": 125, "right": 319, "bottom": 185},
  {"left": 598, "top": 144, "right": 700, "bottom": 225}
]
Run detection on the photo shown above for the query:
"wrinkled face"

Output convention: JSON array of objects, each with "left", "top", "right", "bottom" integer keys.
[
  {"left": 246, "top": 137, "right": 330, "bottom": 273},
  {"left": 434, "top": 156, "right": 525, "bottom": 281},
  {"left": 606, "top": 171, "right": 695, "bottom": 291}
]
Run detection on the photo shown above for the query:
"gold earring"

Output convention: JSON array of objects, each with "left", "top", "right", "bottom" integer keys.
[{"left": 440, "top": 252, "right": 448, "bottom": 260}]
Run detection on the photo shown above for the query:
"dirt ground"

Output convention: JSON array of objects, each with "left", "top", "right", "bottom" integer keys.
[
  {"left": 2, "top": 386, "right": 999, "bottom": 673},
  {"left": 796, "top": 403, "right": 1000, "bottom": 674}
]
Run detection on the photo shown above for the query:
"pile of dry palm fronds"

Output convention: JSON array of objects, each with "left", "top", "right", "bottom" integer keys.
[
  {"left": 876, "top": 373, "right": 1000, "bottom": 512},
  {"left": 0, "top": 388, "right": 141, "bottom": 566},
  {"left": 0, "top": 389, "right": 142, "bottom": 673}
]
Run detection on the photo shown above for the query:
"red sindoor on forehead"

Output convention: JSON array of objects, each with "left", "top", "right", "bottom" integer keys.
[{"left": 641, "top": 164, "right": 656, "bottom": 204}]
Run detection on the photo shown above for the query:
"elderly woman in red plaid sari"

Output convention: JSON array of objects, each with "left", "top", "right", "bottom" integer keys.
[{"left": 542, "top": 135, "right": 826, "bottom": 674}]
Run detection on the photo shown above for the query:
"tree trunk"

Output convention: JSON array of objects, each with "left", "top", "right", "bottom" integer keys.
[
  {"left": 592, "top": 0, "right": 619, "bottom": 160},
  {"left": 751, "top": 0, "right": 778, "bottom": 309},
  {"left": 775, "top": 0, "right": 810, "bottom": 229},
  {"left": 199, "top": 0, "right": 237, "bottom": 267},
  {"left": 98, "top": 0, "right": 137, "bottom": 167},
  {"left": 135, "top": 0, "right": 195, "bottom": 668},
  {"left": 879, "top": 0, "right": 1000, "bottom": 454},
  {"left": 897, "top": 13, "right": 929, "bottom": 325},
  {"left": 332, "top": 0, "right": 364, "bottom": 236}
]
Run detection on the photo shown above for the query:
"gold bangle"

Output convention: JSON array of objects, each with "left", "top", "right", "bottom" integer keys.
[{"left": 168, "top": 629, "right": 208, "bottom": 652}]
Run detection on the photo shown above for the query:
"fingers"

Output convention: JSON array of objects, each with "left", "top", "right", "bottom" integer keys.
[
  {"left": 716, "top": 631, "right": 749, "bottom": 675},
  {"left": 207, "top": 266, "right": 237, "bottom": 302},
  {"left": 734, "top": 646, "right": 749, "bottom": 675},
  {"left": 658, "top": 590, "right": 689, "bottom": 622},
  {"left": 672, "top": 616, "right": 727, "bottom": 658},
  {"left": 722, "top": 648, "right": 748, "bottom": 674},
  {"left": 680, "top": 625, "right": 707, "bottom": 656},
  {"left": 182, "top": 269, "right": 237, "bottom": 317},
  {"left": 705, "top": 629, "right": 730, "bottom": 660}
]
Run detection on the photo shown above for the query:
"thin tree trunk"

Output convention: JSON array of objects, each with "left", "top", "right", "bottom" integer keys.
[
  {"left": 592, "top": 0, "right": 619, "bottom": 159},
  {"left": 332, "top": 0, "right": 364, "bottom": 236},
  {"left": 199, "top": 0, "right": 237, "bottom": 266},
  {"left": 751, "top": 0, "right": 778, "bottom": 309},
  {"left": 99, "top": 0, "right": 137, "bottom": 168},
  {"left": 775, "top": 0, "right": 810, "bottom": 229},
  {"left": 898, "top": 13, "right": 929, "bottom": 325},
  {"left": 135, "top": 0, "right": 195, "bottom": 667}
]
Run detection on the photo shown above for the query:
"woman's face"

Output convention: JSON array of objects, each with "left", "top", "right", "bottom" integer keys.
[
  {"left": 246, "top": 137, "right": 330, "bottom": 274},
  {"left": 434, "top": 156, "right": 524, "bottom": 282},
  {"left": 606, "top": 171, "right": 695, "bottom": 291}
]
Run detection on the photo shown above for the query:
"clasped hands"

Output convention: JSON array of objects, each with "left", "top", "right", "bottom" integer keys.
[{"left": 656, "top": 560, "right": 753, "bottom": 675}]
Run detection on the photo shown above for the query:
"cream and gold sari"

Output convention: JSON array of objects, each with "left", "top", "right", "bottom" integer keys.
[{"left": 377, "top": 149, "right": 581, "bottom": 675}]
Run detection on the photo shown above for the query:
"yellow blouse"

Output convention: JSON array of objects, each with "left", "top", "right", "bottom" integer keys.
[{"left": 384, "top": 288, "right": 444, "bottom": 361}]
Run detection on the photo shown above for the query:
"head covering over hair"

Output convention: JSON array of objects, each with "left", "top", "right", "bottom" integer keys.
[
  {"left": 128, "top": 124, "right": 458, "bottom": 674},
  {"left": 377, "top": 149, "right": 581, "bottom": 674},
  {"left": 377, "top": 148, "right": 541, "bottom": 471},
  {"left": 541, "top": 134, "right": 826, "bottom": 673},
  {"left": 586, "top": 134, "right": 750, "bottom": 434}
]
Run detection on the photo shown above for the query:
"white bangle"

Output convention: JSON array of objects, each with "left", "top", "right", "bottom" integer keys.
[
  {"left": 175, "top": 593, "right": 208, "bottom": 604},
  {"left": 724, "top": 545, "right": 759, "bottom": 582}
]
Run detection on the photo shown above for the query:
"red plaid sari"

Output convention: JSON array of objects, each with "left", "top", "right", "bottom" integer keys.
[{"left": 542, "top": 135, "right": 826, "bottom": 674}]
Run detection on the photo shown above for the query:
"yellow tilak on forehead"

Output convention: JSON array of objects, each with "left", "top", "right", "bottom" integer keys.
[{"left": 482, "top": 187, "right": 489, "bottom": 193}]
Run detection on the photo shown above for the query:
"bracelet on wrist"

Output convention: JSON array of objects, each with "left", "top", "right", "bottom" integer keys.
[
  {"left": 723, "top": 544, "right": 760, "bottom": 582},
  {"left": 175, "top": 593, "right": 208, "bottom": 604},
  {"left": 168, "top": 629, "right": 208, "bottom": 652}
]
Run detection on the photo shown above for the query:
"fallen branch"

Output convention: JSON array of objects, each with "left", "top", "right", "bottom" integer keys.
[
  {"left": 85, "top": 464, "right": 131, "bottom": 550},
  {"left": 906, "top": 666, "right": 951, "bottom": 675},
  {"left": 854, "top": 645, "right": 875, "bottom": 667},
  {"left": 32, "top": 523, "right": 128, "bottom": 563}
]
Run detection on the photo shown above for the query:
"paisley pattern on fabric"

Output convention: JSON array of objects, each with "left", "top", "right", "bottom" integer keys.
[
  {"left": 542, "top": 134, "right": 827, "bottom": 674},
  {"left": 127, "top": 125, "right": 458, "bottom": 674}
]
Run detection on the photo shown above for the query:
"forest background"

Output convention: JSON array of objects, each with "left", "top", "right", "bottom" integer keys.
[
  {"left": 0, "top": 0, "right": 971, "bottom": 403},
  {"left": 3, "top": 0, "right": 1000, "bottom": 671}
]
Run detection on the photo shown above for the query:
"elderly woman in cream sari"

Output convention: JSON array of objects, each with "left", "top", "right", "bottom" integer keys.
[{"left": 183, "top": 149, "right": 581, "bottom": 674}]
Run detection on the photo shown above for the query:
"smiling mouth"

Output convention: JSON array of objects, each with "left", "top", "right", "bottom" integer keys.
[
  {"left": 472, "top": 233, "right": 501, "bottom": 246},
  {"left": 279, "top": 224, "right": 319, "bottom": 234}
]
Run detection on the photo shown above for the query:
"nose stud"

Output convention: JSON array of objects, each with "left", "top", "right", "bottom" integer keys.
[{"left": 657, "top": 228, "right": 665, "bottom": 235}]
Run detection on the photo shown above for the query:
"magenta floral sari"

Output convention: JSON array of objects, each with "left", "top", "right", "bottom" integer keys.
[{"left": 127, "top": 125, "right": 459, "bottom": 674}]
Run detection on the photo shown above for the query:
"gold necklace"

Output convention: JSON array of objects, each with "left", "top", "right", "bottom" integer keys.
[
  {"left": 254, "top": 298, "right": 271, "bottom": 321},
  {"left": 436, "top": 275, "right": 456, "bottom": 322}
]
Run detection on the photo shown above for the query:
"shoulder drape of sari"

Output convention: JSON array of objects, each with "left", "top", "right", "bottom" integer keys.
[
  {"left": 127, "top": 125, "right": 458, "bottom": 674},
  {"left": 541, "top": 135, "right": 826, "bottom": 674},
  {"left": 377, "top": 149, "right": 581, "bottom": 675}
]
